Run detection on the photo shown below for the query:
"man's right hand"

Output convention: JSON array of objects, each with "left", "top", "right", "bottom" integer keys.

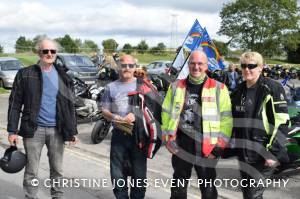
[
  {"left": 123, "top": 113, "right": 135, "bottom": 124},
  {"left": 8, "top": 134, "right": 19, "bottom": 146}
]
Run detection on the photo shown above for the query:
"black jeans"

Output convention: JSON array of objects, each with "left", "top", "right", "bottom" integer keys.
[
  {"left": 110, "top": 129, "right": 147, "bottom": 199},
  {"left": 239, "top": 161, "right": 275, "bottom": 199},
  {"left": 171, "top": 155, "right": 218, "bottom": 199},
  {"left": 170, "top": 131, "right": 218, "bottom": 199}
]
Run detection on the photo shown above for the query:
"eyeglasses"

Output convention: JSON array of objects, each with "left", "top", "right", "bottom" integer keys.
[
  {"left": 189, "top": 62, "right": 207, "bottom": 66},
  {"left": 120, "top": 64, "right": 135, "bottom": 69},
  {"left": 241, "top": 63, "right": 258, "bottom": 70},
  {"left": 41, "top": 49, "right": 57, "bottom": 55}
]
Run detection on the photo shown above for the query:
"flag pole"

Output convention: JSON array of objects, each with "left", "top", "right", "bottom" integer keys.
[{"left": 170, "top": 20, "right": 198, "bottom": 68}]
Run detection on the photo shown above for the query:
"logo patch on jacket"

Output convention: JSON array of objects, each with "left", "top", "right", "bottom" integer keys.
[
  {"left": 235, "top": 105, "right": 245, "bottom": 112},
  {"left": 175, "top": 103, "right": 181, "bottom": 112},
  {"left": 280, "top": 93, "right": 285, "bottom": 101}
]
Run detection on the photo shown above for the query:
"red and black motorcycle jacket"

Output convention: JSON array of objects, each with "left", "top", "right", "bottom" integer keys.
[{"left": 128, "top": 78, "right": 162, "bottom": 159}]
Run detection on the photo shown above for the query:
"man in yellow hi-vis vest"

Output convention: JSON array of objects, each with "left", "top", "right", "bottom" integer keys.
[{"left": 161, "top": 50, "right": 233, "bottom": 199}]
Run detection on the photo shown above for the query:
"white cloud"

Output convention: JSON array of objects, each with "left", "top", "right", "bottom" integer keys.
[
  {"left": 121, "top": 0, "right": 231, "bottom": 13},
  {"left": 0, "top": 0, "right": 286, "bottom": 53}
]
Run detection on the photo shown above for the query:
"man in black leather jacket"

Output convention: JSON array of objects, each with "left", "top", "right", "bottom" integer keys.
[{"left": 7, "top": 37, "right": 78, "bottom": 199}]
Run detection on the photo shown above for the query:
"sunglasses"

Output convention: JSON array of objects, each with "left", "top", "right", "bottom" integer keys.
[
  {"left": 41, "top": 49, "right": 57, "bottom": 55},
  {"left": 120, "top": 64, "right": 135, "bottom": 69},
  {"left": 241, "top": 63, "right": 258, "bottom": 70}
]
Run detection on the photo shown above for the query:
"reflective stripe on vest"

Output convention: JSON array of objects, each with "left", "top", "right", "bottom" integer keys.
[{"left": 165, "top": 78, "right": 223, "bottom": 142}]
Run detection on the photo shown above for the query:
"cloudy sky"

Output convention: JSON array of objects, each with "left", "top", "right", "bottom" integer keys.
[{"left": 0, "top": 0, "right": 298, "bottom": 52}]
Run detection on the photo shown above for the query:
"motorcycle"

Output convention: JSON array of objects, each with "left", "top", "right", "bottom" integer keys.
[
  {"left": 262, "top": 67, "right": 271, "bottom": 77},
  {"left": 275, "top": 115, "right": 300, "bottom": 175},
  {"left": 275, "top": 85, "right": 300, "bottom": 175},
  {"left": 91, "top": 118, "right": 112, "bottom": 144},
  {"left": 74, "top": 77, "right": 113, "bottom": 143},
  {"left": 74, "top": 77, "right": 104, "bottom": 124},
  {"left": 90, "top": 55, "right": 119, "bottom": 144},
  {"left": 269, "top": 65, "right": 282, "bottom": 80},
  {"left": 89, "top": 71, "right": 115, "bottom": 143}
]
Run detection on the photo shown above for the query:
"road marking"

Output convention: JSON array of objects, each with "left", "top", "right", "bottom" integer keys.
[
  {"left": 65, "top": 147, "right": 200, "bottom": 199},
  {"left": 0, "top": 125, "right": 7, "bottom": 131},
  {"left": 65, "top": 147, "right": 110, "bottom": 169}
]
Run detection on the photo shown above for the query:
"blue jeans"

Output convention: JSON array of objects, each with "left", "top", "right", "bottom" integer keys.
[
  {"left": 23, "top": 126, "right": 64, "bottom": 199},
  {"left": 110, "top": 129, "right": 147, "bottom": 199}
]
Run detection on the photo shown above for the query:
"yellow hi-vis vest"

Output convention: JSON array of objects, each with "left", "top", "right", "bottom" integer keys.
[{"left": 161, "top": 77, "right": 233, "bottom": 156}]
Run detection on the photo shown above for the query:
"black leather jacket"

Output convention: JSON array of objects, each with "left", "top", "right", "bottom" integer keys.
[
  {"left": 231, "top": 76, "right": 290, "bottom": 163},
  {"left": 7, "top": 64, "right": 78, "bottom": 141}
]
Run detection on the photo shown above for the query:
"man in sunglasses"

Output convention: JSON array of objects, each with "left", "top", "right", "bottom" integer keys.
[
  {"left": 161, "top": 50, "right": 233, "bottom": 199},
  {"left": 7, "top": 37, "right": 78, "bottom": 199},
  {"left": 102, "top": 55, "right": 156, "bottom": 199},
  {"left": 230, "top": 52, "right": 290, "bottom": 198}
]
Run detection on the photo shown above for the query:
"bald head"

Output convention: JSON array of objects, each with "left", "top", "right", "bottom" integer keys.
[
  {"left": 189, "top": 50, "right": 208, "bottom": 64},
  {"left": 188, "top": 50, "right": 208, "bottom": 79},
  {"left": 120, "top": 55, "right": 136, "bottom": 64}
]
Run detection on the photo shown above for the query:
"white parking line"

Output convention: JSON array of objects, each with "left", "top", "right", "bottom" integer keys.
[{"left": 65, "top": 147, "right": 201, "bottom": 199}]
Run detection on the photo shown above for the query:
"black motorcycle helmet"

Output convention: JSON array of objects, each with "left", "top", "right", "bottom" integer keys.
[{"left": 0, "top": 146, "right": 26, "bottom": 173}]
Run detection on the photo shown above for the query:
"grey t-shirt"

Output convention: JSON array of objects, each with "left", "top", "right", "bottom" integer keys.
[{"left": 101, "top": 78, "right": 137, "bottom": 117}]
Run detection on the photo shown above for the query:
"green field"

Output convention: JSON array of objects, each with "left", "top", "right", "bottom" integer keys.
[
  {"left": 134, "top": 53, "right": 176, "bottom": 64},
  {"left": 0, "top": 53, "right": 299, "bottom": 67},
  {"left": 0, "top": 87, "right": 9, "bottom": 94},
  {"left": 0, "top": 53, "right": 38, "bottom": 66}
]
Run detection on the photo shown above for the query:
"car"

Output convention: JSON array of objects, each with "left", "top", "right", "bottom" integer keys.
[
  {"left": 0, "top": 57, "right": 23, "bottom": 88},
  {"left": 55, "top": 53, "right": 99, "bottom": 85},
  {"left": 146, "top": 60, "right": 172, "bottom": 75}
]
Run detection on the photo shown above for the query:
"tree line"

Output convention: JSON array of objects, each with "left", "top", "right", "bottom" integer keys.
[
  {"left": 10, "top": 34, "right": 229, "bottom": 57},
  {"left": 2, "top": 0, "right": 300, "bottom": 62},
  {"left": 14, "top": 34, "right": 99, "bottom": 54},
  {"left": 11, "top": 34, "right": 172, "bottom": 56},
  {"left": 219, "top": 0, "right": 300, "bottom": 63}
]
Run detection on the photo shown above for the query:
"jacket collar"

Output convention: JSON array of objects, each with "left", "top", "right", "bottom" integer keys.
[{"left": 33, "top": 63, "right": 72, "bottom": 84}]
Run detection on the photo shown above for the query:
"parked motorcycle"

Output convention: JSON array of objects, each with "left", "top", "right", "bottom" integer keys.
[
  {"left": 91, "top": 118, "right": 112, "bottom": 144},
  {"left": 275, "top": 115, "right": 300, "bottom": 175},
  {"left": 275, "top": 85, "right": 300, "bottom": 175},
  {"left": 262, "top": 67, "right": 271, "bottom": 77},
  {"left": 269, "top": 65, "right": 282, "bottom": 80},
  {"left": 74, "top": 77, "right": 104, "bottom": 124},
  {"left": 89, "top": 53, "right": 122, "bottom": 144}
]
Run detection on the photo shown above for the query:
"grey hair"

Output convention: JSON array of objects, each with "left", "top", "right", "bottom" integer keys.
[{"left": 34, "top": 36, "right": 61, "bottom": 52}]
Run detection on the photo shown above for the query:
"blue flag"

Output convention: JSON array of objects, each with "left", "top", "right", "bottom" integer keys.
[
  {"left": 184, "top": 19, "right": 204, "bottom": 50},
  {"left": 200, "top": 28, "right": 225, "bottom": 71},
  {"left": 174, "top": 19, "right": 225, "bottom": 79},
  {"left": 173, "top": 19, "right": 204, "bottom": 79}
]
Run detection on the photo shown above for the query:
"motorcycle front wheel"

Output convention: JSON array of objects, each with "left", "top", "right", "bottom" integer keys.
[{"left": 91, "top": 119, "right": 111, "bottom": 144}]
